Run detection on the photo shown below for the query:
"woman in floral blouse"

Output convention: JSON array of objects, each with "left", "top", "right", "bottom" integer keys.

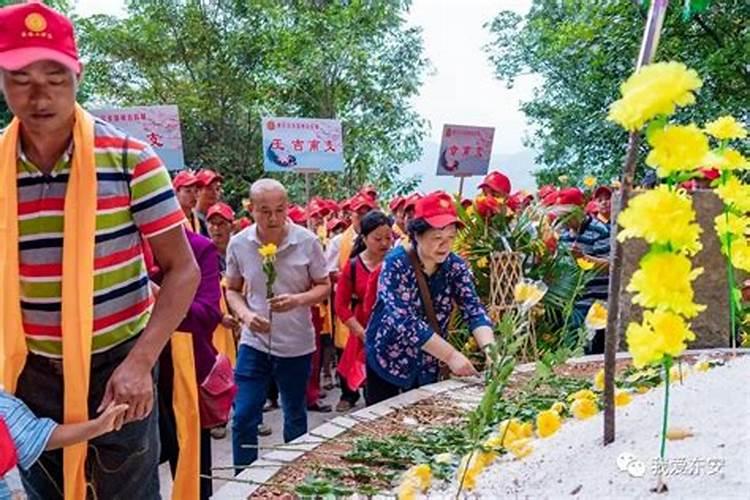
[{"left": 364, "top": 191, "right": 495, "bottom": 405}]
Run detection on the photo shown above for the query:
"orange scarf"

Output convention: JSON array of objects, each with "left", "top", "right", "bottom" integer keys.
[
  {"left": 0, "top": 104, "right": 97, "bottom": 500},
  {"left": 334, "top": 226, "right": 356, "bottom": 349},
  {"left": 212, "top": 279, "right": 237, "bottom": 367}
]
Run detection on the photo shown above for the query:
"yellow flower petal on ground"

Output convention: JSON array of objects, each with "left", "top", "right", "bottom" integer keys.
[
  {"left": 646, "top": 124, "right": 710, "bottom": 177},
  {"left": 636, "top": 385, "right": 650, "bottom": 394},
  {"left": 571, "top": 397, "right": 599, "bottom": 420},
  {"left": 704, "top": 115, "right": 747, "bottom": 140},
  {"left": 583, "top": 176, "right": 597, "bottom": 188},
  {"left": 550, "top": 402, "right": 567, "bottom": 415},
  {"left": 536, "top": 409, "right": 562, "bottom": 438},
  {"left": 694, "top": 359, "right": 710, "bottom": 372},
  {"left": 669, "top": 364, "right": 689, "bottom": 383},
  {"left": 576, "top": 257, "right": 595, "bottom": 270},
  {"left": 507, "top": 438, "right": 534, "bottom": 459},
  {"left": 593, "top": 368, "right": 605, "bottom": 391},
  {"left": 617, "top": 185, "right": 702, "bottom": 254},
  {"left": 626, "top": 251, "right": 705, "bottom": 318},
  {"left": 586, "top": 302, "right": 608, "bottom": 331},
  {"left": 518, "top": 421, "right": 534, "bottom": 438},
  {"left": 397, "top": 482, "right": 417, "bottom": 500},
  {"left": 614, "top": 390, "right": 632, "bottom": 407},
  {"left": 608, "top": 62, "right": 702, "bottom": 131},
  {"left": 567, "top": 389, "right": 596, "bottom": 402},
  {"left": 397, "top": 463, "right": 432, "bottom": 500}
]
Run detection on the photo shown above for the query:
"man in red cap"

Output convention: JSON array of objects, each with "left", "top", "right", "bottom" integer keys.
[
  {"left": 195, "top": 169, "right": 223, "bottom": 237},
  {"left": 0, "top": 2, "right": 200, "bottom": 498},
  {"left": 389, "top": 195, "right": 407, "bottom": 240},
  {"left": 478, "top": 171, "right": 512, "bottom": 199},
  {"left": 173, "top": 170, "right": 207, "bottom": 234},
  {"left": 593, "top": 186, "right": 612, "bottom": 224}
]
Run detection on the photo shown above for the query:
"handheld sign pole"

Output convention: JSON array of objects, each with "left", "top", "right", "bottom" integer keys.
[
  {"left": 603, "top": 0, "right": 669, "bottom": 446},
  {"left": 458, "top": 175, "right": 467, "bottom": 199}
]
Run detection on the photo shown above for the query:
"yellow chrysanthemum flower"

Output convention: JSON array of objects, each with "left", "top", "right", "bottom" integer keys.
[
  {"left": 646, "top": 124, "right": 709, "bottom": 178},
  {"left": 715, "top": 175, "right": 750, "bottom": 213},
  {"left": 704, "top": 115, "right": 748, "bottom": 140},
  {"left": 626, "top": 310, "right": 696, "bottom": 368},
  {"left": 397, "top": 464, "right": 432, "bottom": 500},
  {"left": 617, "top": 185, "right": 702, "bottom": 255},
  {"left": 571, "top": 397, "right": 598, "bottom": 420},
  {"left": 536, "top": 409, "right": 562, "bottom": 438},
  {"left": 586, "top": 301, "right": 608, "bottom": 331},
  {"left": 714, "top": 213, "right": 750, "bottom": 238},
  {"left": 608, "top": 62, "right": 702, "bottom": 131},
  {"left": 636, "top": 385, "right": 650, "bottom": 394},
  {"left": 258, "top": 243, "right": 278, "bottom": 260},
  {"left": 614, "top": 389, "right": 632, "bottom": 407},
  {"left": 704, "top": 149, "right": 750, "bottom": 171},
  {"left": 456, "top": 452, "right": 491, "bottom": 491},
  {"left": 476, "top": 256, "right": 489, "bottom": 269},
  {"left": 593, "top": 368, "right": 605, "bottom": 391},
  {"left": 576, "top": 257, "right": 595, "bottom": 271},
  {"left": 626, "top": 251, "right": 705, "bottom": 318},
  {"left": 550, "top": 402, "right": 566, "bottom": 415},
  {"left": 513, "top": 280, "right": 547, "bottom": 310},
  {"left": 518, "top": 421, "right": 534, "bottom": 439},
  {"left": 729, "top": 241, "right": 750, "bottom": 272},
  {"left": 507, "top": 438, "right": 534, "bottom": 459},
  {"left": 567, "top": 389, "right": 596, "bottom": 402},
  {"left": 583, "top": 176, "right": 597, "bottom": 188}
]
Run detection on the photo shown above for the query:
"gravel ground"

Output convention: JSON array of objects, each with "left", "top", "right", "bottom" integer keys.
[{"left": 436, "top": 355, "right": 750, "bottom": 499}]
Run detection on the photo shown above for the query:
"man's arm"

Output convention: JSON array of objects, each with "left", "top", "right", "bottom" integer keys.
[
  {"left": 226, "top": 275, "right": 271, "bottom": 334},
  {"left": 98, "top": 226, "right": 199, "bottom": 422}
]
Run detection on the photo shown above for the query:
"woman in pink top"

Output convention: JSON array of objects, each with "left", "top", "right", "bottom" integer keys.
[{"left": 334, "top": 211, "right": 393, "bottom": 411}]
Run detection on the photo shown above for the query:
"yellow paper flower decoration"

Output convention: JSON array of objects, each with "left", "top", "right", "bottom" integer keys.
[
  {"left": 571, "top": 397, "right": 598, "bottom": 420},
  {"left": 536, "top": 409, "right": 562, "bottom": 438},
  {"left": 617, "top": 185, "right": 702, "bottom": 255},
  {"left": 550, "top": 401, "right": 566, "bottom": 415},
  {"left": 397, "top": 464, "right": 432, "bottom": 500},
  {"left": 715, "top": 175, "right": 750, "bottom": 213},
  {"left": 583, "top": 176, "right": 597, "bottom": 188},
  {"left": 576, "top": 257, "right": 595, "bottom": 271},
  {"left": 593, "top": 368, "right": 605, "bottom": 391},
  {"left": 646, "top": 124, "right": 709, "bottom": 178},
  {"left": 608, "top": 62, "right": 702, "bottom": 131},
  {"left": 626, "top": 251, "right": 706, "bottom": 318},
  {"left": 703, "top": 149, "right": 749, "bottom": 171},
  {"left": 625, "top": 310, "right": 696, "bottom": 368},
  {"left": 714, "top": 213, "right": 750, "bottom": 238},
  {"left": 476, "top": 256, "right": 489, "bottom": 269},
  {"left": 614, "top": 389, "right": 632, "bottom": 407},
  {"left": 258, "top": 243, "right": 278, "bottom": 260},
  {"left": 704, "top": 115, "right": 748, "bottom": 140},
  {"left": 507, "top": 438, "right": 534, "bottom": 459},
  {"left": 567, "top": 389, "right": 596, "bottom": 402},
  {"left": 513, "top": 279, "right": 548, "bottom": 311},
  {"left": 585, "top": 301, "right": 608, "bottom": 330}
]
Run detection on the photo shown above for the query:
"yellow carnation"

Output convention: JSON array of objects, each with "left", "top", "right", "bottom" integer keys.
[
  {"left": 567, "top": 389, "right": 596, "bottom": 402},
  {"left": 614, "top": 389, "right": 632, "bottom": 407},
  {"left": 536, "top": 409, "right": 562, "bottom": 438},
  {"left": 258, "top": 243, "right": 278, "bottom": 260},
  {"left": 626, "top": 251, "right": 705, "bottom": 318},
  {"left": 513, "top": 280, "right": 547, "bottom": 310},
  {"left": 397, "top": 464, "right": 432, "bottom": 500},
  {"left": 626, "top": 310, "right": 696, "bottom": 368},
  {"left": 715, "top": 175, "right": 750, "bottom": 213},
  {"left": 571, "top": 397, "right": 598, "bottom": 420},
  {"left": 704, "top": 115, "right": 747, "bottom": 140},
  {"left": 703, "top": 149, "right": 749, "bottom": 171},
  {"left": 583, "top": 176, "right": 597, "bottom": 188},
  {"left": 576, "top": 257, "right": 595, "bottom": 271},
  {"left": 617, "top": 185, "right": 702, "bottom": 254},
  {"left": 646, "top": 124, "right": 709, "bottom": 178},
  {"left": 714, "top": 213, "right": 750, "bottom": 238},
  {"left": 608, "top": 62, "right": 702, "bottom": 131},
  {"left": 456, "top": 452, "right": 491, "bottom": 491},
  {"left": 593, "top": 368, "right": 605, "bottom": 391},
  {"left": 476, "top": 256, "right": 489, "bottom": 269},
  {"left": 729, "top": 240, "right": 750, "bottom": 272},
  {"left": 550, "top": 401, "right": 566, "bottom": 415},
  {"left": 585, "top": 301, "right": 608, "bottom": 331},
  {"left": 507, "top": 437, "right": 534, "bottom": 459}
]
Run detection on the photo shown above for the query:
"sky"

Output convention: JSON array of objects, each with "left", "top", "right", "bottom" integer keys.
[{"left": 74, "top": 0, "right": 539, "bottom": 194}]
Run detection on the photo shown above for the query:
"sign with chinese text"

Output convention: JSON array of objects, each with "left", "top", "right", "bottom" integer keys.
[
  {"left": 435, "top": 124, "right": 495, "bottom": 177},
  {"left": 90, "top": 105, "right": 185, "bottom": 170},
  {"left": 262, "top": 117, "right": 345, "bottom": 173}
]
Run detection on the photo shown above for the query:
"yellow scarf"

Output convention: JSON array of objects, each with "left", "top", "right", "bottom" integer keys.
[
  {"left": 212, "top": 279, "right": 236, "bottom": 367},
  {"left": 334, "top": 226, "right": 356, "bottom": 349},
  {"left": 0, "top": 104, "right": 96, "bottom": 500}
]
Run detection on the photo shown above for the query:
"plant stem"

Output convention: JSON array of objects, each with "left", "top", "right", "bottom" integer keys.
[
  {"left": 560, "top": 270, "right": 584, "bottom": 345},
  {"left": 659, "top": 357, "right": 672, "bottom": 460},
  {"left": 723, "top": 207, "right": 738, "bottom": 350}
]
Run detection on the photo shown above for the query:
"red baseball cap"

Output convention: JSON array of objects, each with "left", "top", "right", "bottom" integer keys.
[
  {"left": 339, "top": 198, "right": 352, "bottom": 212},
  {"left": 288, "top": 204, "right": 308, "bottom": 225},
  {"left": 207, "top": 202, "right": 234, "bottom": 222},
  {"left": 196, "top": 169, "right": 223, "bottom": 187},
  {"left": 237, "top": 217, "right": 252, "bottom": 230},
  {"left": 555, "top": 187, "right": 585, "bottom": 207},
  {"left": 593, "top": 186, "right": 613, "bottom": 199},
  {"left": 308, "top": 197, "right": 331, "bottom": 218},
  {"left": 538, "top": 185, "right": 556, "bottom": 199},
  {"left": 389, "top": 196, "right": 405, "bottom": 213},
  {"left": 460, "top": 198, "right": 473, "bottom": 209},
  {"left": 350, "top": 193, "right": 377, "bottom": 213},
  {"left": 360, "top": 185, "right": 378, "bottom": 199},
  {"left": 327, "top": 217, "right": 346, "bottom": 233},
  {"left": 403, "top": 193, "right": 423, "bottom": 212},
  {"left": 479, "top": 171, "right": 512, "bottom": 196},
  {"left": 172, "top": 171, "right": 199, "bottom": 190},
  {"left": 0, "top": 2, "right": 81, "bottom": 74},
  {"left": 414, "top": 191, "right": 462, "bottom": 229}
]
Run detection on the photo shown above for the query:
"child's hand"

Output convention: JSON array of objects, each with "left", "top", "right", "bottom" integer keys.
[{"left": 94, "top": 401, "right": 129, "bottom": 435}]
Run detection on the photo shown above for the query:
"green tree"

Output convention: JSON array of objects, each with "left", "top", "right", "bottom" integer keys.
[
  {"left": 76, "top": 0, "right": 427, "bottom": 207},
  {"left": 485, "top": 0, "right": 749, "bottom": 186}
]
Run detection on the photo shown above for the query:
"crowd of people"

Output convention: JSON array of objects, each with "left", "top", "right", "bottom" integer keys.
[{"left": 0, "top": 3, "right": 618, "bottom": 500}]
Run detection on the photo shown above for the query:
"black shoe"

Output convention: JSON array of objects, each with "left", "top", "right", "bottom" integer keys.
[{"left": 307, "top": 402, "right": 333, "bottom": 413}]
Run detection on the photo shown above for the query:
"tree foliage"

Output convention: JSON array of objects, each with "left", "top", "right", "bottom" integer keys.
[
  {"left": 76, "top": 0, "right": 428, "bottom": 206},
  {"left": 485, "top": 0, "right": 750, "bottom": 185}
]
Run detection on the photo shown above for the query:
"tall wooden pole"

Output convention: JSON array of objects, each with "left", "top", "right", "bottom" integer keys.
[{"left": 603, "top": 0, "right": 669, "bottom": 445}]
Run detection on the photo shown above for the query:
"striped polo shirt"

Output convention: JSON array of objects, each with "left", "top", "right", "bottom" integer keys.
[
  {"left": 560, "top": 215, "right": 612, "bottom": 309},
  {"left": 17, "top": 118, "right": 185, "bottom": 357}
]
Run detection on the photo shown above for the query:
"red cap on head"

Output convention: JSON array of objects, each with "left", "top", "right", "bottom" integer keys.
[
  {"left": 172, "top": 171, "right": 199, "bottom": 190},
  {"left": 324, "top": 199, "right": 339, "bottom": 214},
  {"left": 207, "top": 202, "right": 234, "bottom": 222},
  {"left": 339, "top": 198, "right": 352, "bottom": 212},
  {"left": 237, "top": 217, "right": 252, "bottom": 230},
  {"left": 538, "top": 185, "right": 556, "bottom": 199},
  {"left": 414, "top": 191, "right": 462, "bottom": 229},
  {"left": 327, "top": 217, "right": 345, "bottom": 232},
  {"left": 0, "top": 1, "right": 81, "bottom": 74},
  {"left": 403, "top": 193, "right": 423, "bottom": 212},
  {"left": 360, "top": 185, "right": 378, "bottom": 199},
  {"left": 460, "top": 198, "right": 473, "bottom": 209},
  {"left": 350, "top": 193, "right": 377, "bottom": 213},
  {"left": 389, "top": 196, "right": 405, "bottom": 213},
  {"left": 196, "top": 169, "right": 223, "bottom": 188},
  {"left": 479, "top": 171, "right": 512, "bottom": 196},
  {"left": 585, "top": 200, "right": 599, "bottom": 215},
  {"left": 593, "top": 186, "right": 613, "bottom": 199},
  {"left": 307, "top": 197, "right": 330, "bottom": 218},
  {"left": 288, "top": 204, "right": 308, "bottom": 225},
  {"left": 555, "top": 187, "right": 585, "bottom": 207}
]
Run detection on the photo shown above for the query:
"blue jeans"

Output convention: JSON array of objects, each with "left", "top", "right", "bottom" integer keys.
[{"left": 232, "top": 345, "right": 312, "bottom": 471}]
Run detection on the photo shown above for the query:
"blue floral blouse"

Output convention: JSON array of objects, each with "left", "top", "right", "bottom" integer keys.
[{"left": 365, "top": 246, "right": 492, "bottom": 388}]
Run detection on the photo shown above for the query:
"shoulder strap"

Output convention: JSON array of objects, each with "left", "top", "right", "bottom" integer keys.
[
  {"left": 349, "top": 256, "right": 360, "bottom": 306},
  {"left": 406, "top": 247, "right": 443, "bottom": 336}
]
